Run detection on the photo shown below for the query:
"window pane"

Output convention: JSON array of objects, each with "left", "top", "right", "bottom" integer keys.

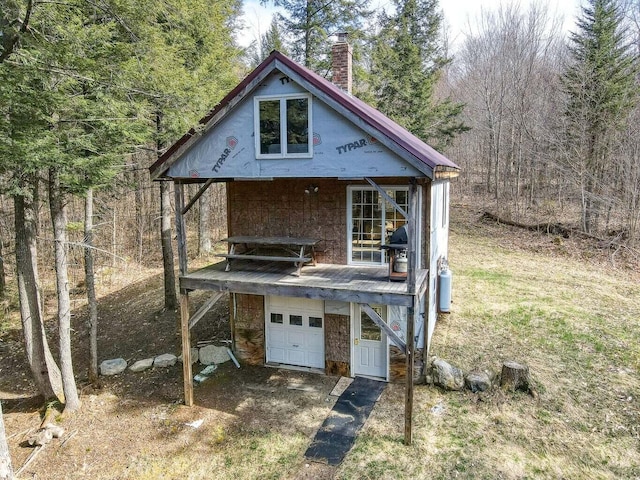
[
  {"left": 309, "top": 317, "right": 322, "bottom": 328},
  {"left": 270, "top": 313, "right": 283, "bottom": 324},
  {"left": 260, "top": 100, "right": 281, "bottom": 154},
  {"left": 361, "top": 311, "right": 382, "bottom": 341},
  {"left": 289, "top": 314, "right": 303, "bottom": 326},
  {"left": 286, "top": 98, "right": 308, "bottom": 154},
  {"left": 351, "top": 188, "right": 383, "bottom": 263},
  {"left": 383, "top": 189, "right": 409, "bottom": 248}
]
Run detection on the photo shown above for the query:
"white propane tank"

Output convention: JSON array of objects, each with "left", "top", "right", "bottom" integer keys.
[
  {"left": 394, "top": 251, "right": 408, "bottom": 273},
  {"left": 438, "top": 268, "right": 452, "bottom": 313}
]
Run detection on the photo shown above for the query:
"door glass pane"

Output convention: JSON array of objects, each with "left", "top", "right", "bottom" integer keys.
[
  {"left": 360, "top": 311, "right": 382, "bottom": 341},
  {"left": 383, "top": 189, "right": 409, "bottom": 247},
  {"left": 286, "top": 98, "right": 308, "bottom": 154},
  {"left": 351, "top": 189, "right": 382, "bottom": 263},
  {"left": 270, "top": 313, "right": 283, "bottom": 324},
  {"left": 259, "top": 100, "right": 281, "bottom": 154},
  {"left": 309, "top": 316, "right": 322, "bottom": 328},
  {"left": 289, "top": 314, "right": 303, "bottom": 326}
]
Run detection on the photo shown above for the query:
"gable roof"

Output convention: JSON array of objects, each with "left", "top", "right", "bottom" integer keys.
[{"left": 149, "top": 51, "right": 459, "bottom": 181}]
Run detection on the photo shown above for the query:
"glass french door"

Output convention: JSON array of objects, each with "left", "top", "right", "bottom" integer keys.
[{"left": 349, "top": 187, "right": 409, "bottom": 264}]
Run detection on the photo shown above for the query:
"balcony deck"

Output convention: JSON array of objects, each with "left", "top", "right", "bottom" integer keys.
[{"left": 180, "top": 260, "right": 428, "bottom": 307}]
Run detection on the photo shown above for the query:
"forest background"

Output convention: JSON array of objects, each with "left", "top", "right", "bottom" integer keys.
[{"left": 0, "top": 0, "right": 639, "bottom": 476}]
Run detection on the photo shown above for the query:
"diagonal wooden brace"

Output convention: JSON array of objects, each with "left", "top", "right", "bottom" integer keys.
[
  {"left": 359, "top": 303, "right": 407, "bottom": 354},
  {"left": 188, "top": 292, "right": 224, "bottom": 329}
]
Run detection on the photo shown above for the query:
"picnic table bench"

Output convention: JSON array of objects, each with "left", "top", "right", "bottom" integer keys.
[{"left": 217, "top": 236, "right": 319, "bottom": 276}]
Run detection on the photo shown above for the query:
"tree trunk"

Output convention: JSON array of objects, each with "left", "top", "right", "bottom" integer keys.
[
  {"left": 134, "top": 165, "right": 144, "bottom": 263},
  {"left": 157, "top": 111, "right": 177, "bottom": 310},
  {"left": 14, "top": 188, "right": 63, "bottom": 401},
  {"left": 48, "top": 168, "right": 80, "bottom": 412},
  {"left": 161, "top": 181, "right": 177, "bottom": 310},
  {"left": 84, "top": 188, "right": 99, "bottom": 384},
  {"left": 198, "top": 190, "right": 212, "bottom": 256},
  {"left": 0, "top": 237, "right": 5, "bottom": 299},
  {"left": 0, "top": 401, "right": 13, "bottom": 480},
  {"left": 500, "top": 361, "right": 530, "bottom": 392}
]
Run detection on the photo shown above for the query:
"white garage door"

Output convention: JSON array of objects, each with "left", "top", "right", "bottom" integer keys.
[{"left": 266, "top": 296, "right": 324, "bottom": 369}]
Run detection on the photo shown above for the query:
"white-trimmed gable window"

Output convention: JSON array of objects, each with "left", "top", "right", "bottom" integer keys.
[{"left": 254, "top": 93, "right": 312, "bottom": 158}]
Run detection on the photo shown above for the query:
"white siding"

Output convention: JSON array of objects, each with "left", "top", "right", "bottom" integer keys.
[
  {"left": 167, "top": 71, "right": 422, "bottom": 179},
  {"left": 427, "top": 180, "right": 450, "bottom": 354}
]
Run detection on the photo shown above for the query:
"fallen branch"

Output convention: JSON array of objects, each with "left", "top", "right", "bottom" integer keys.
[
  {"left": 15, "top": 445, "right": 43, "bottom": 477},
  {"left": 6, "top": 427, "right": 33, "bottom": 441},
  {"left": 58, "top": 430, "right": 78, "bottom": 450},
  {"left": 481, "top": 212, "right": 640, "bottom": 257},
  {"left": 481, "top": 211, "right": 575, "bottom": 236}
]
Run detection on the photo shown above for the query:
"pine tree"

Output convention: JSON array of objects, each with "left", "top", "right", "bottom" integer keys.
[
  {"left": 264, "top": 0, "right": 371, "bottom": 72},
  {"left": 562, "top": 0, "right": 639, "bottom": 234},
  {"left": 247, "top": 18, "right": 289, "bottom": 67},
  {"left": 368, "top": 0, "right": 467, "bottom": 149},
  {"left": 0, "top": 0, "right": 244, "bottom": 409}
]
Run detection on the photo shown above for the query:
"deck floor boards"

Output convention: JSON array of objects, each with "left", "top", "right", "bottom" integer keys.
[{"left": 180, "top": 261, "right": 428, "bottom": 306}]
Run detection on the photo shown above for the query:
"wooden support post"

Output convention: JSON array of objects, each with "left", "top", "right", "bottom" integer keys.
[
  {"left": 174, "top": 182, "right": 188, "bottom": 277},
  {"left": 180, "top": 293, "right": 194, "bottom": 406},
  {"left": 404, "top": 180, "right": 418, "bottom": 446}
]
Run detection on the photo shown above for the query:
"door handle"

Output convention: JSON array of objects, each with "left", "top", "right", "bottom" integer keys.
[{"left": 354, "top": 338, "right": 359, "bottom": 345}]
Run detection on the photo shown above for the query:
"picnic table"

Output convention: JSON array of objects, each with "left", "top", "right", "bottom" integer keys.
[{"left": 217, "top": 236, "right": 319, "bottom": 276}]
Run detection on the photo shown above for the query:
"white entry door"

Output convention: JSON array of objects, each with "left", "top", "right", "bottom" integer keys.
[
  {"left": 353, "top": 305, "right": 387, "bottom": 379},
  {"left": 266, "top": 296, "right": 324, "bottom": 369}
]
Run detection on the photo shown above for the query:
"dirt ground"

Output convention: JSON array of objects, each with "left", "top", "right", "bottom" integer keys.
[{"left": 1, "top": 268, "right": 344, "bottom": 479}]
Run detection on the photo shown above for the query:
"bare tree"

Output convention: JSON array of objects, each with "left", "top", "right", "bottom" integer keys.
[
  {"left": 198, "top": 190, "right": 212, "bottom": 256},
  {"left": 450, "top": 3, "right": 565, "bottom": 219}
]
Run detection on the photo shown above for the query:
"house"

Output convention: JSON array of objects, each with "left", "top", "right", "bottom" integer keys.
[{"left": 150, "top": 36, "right": 459, "bottom": 442}]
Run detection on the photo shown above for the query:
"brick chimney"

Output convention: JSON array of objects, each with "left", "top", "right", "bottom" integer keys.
[{"left": 332, "top": 32, "right": 352, "bottom": 95}]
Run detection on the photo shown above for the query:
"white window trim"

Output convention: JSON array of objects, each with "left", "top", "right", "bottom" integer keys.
[
  {"left": 346, "top": 185, "right": 422, "bottom": 266},
  {"left": 254, "top": 93, "right": 313, "bottom": 159}
]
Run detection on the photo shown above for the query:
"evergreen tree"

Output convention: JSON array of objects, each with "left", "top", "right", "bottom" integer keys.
[
  {"left": 263, "top": 17, "right": 288, "bottom": 55},
  {"left": 120, "top": 0, "right": 243, "bottom": 309},
  {"left": 562, "top": 0, "right": 639, "bottom": 234},
  {"left": 248, "top": 18, "right": 289, "bottom": 66},
  {"left": 368, "top": 0, "right": 467, "bottom": 149},
  {"left": 263, "top": 0, "right": 371, "bottom": 72},
  {"left": 0, "top": 0, "right": 244, "bottom": 408}
]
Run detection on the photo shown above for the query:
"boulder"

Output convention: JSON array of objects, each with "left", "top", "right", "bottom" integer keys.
[
  {"left": 100, "top": 358, "right": 127, "bottom": 376},
  {"left": 465, "top": 370, "right": 492, "bottom": 393},
  {"left": 129, "top": 358, "right": 154, "bottom": 373},
  {"left": 153, "top": 353, "right": 177, "bottom": 368},
  {"left": 177, "top": 348, "right": 199, "bottom": 365},
  {"left": 432, "top": 358, "right": 465, "bottom": 391},
  {"left": 199, "top": 345, "right": 230, "bottom": 365}
]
